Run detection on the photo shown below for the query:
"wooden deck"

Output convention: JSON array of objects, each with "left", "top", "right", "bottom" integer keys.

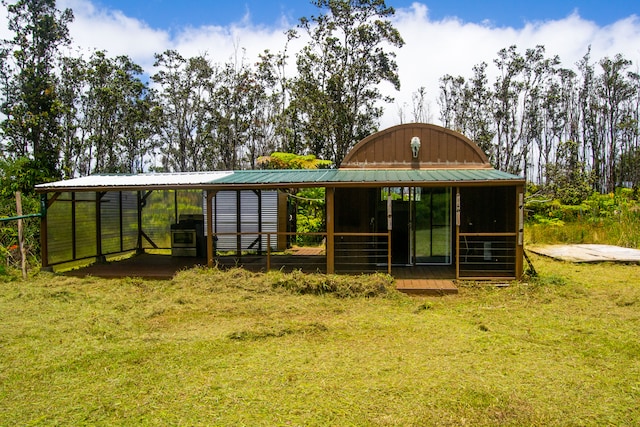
[
  {"left": 392, "top": 265, "right": 458, "bottom": 295},
  {"left": 60, "top": 253, "right": 458, "bottom": 295}
]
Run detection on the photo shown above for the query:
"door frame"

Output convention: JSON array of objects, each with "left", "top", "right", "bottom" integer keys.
[{"left": 381, "top": 186, "right": 453, "bottom": 266}]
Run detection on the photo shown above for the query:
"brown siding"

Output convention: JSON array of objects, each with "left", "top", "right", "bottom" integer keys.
[{"left": 341, "top": 123, "right": 491, "bottom": 169}]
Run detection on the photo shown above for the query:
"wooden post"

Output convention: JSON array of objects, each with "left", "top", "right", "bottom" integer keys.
[
  {"left": 387, "top": 231, "right": 392, "bottom": 275},
  {"left": 326, "top": 187, "right": 335, "bottom": 274},
  {"left": 40, "top": 193, "right": 49, "bottom": 270},
  {"left": 516, "top": 185, "right": 525, "bottom": 279},
  {"left": 136, "top": 191, "right": 143, "bottom": 253},
  {"left": 267, "top": 233, "right": 271, "bottom": 271},
  {"left": 15, "top": 192, "right": 27, "bottom": 279},
  {"left": 387, "top": 189, "right": 392, "bottom": 273},
  {"left": 455, "top": 187, "right": 460, "bottom": 280},
  {"left": 206, "top": 190, "right": 216, "bottom": 267},
  {"left": 95, "top": 192, "right": 105, "bottom": 263}
]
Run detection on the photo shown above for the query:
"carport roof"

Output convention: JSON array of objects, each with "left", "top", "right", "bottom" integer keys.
[{"left": 35, "top": 168, "right": 524, "bottom": 192}]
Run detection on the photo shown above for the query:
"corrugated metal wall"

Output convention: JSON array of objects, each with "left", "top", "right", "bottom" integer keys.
[{"left": 206, "top": 190, "right": 279, "bottom": 251}]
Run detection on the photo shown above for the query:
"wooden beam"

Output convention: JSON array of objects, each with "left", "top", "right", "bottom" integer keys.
[
  {"left": 326, "top": 187, "right": 335, "bottom": 274},
  {"left": 516, "top": 185, "right": 525, "bottom": 279},
  {"left": 47, "top": 192, "right": 61, "bottom": 208},
  {"left": 136, "top": 191, "right": 143, "bottom": 253},
  {"left": 455, "top": 187, "right": 460, "bottom": 280},
  {"left": 236, "top": 190, "right": 241, "bottom": 259},
  {"left": 40, "top": 194, "right": 49, "bottom": 269},
  {"left": 206, "top": 190, "right": 217, "bottom": 267},
  {"left": 71, "top": 192, "right": 77, "bottom": 260},
  {"left": 96, "top": 192, "right": 106, "bottom": 262}
]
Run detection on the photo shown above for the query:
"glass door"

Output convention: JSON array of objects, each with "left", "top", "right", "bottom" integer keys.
[{"left": 413, "top": 187, "right": 452, "bottom": 264}]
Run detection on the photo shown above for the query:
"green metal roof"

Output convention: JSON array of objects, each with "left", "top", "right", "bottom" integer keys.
[
  {"left": 35, "top": 168, "right": 524, "bottom": 193},
  {"left": 211, "top": 168, "right": 524, "bottom": 187}
]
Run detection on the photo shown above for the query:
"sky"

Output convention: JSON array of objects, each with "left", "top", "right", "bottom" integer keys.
[{"left": 2, "top": 0, "right": 639, "bottom": 127}]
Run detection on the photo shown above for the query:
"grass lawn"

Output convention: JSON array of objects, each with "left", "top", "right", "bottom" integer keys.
[{"left": 1, "top": 255, "right": 639, "bottom": 426}]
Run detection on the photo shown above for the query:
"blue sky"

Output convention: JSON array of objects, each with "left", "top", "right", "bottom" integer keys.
[
  {"left": 95, "top": 0, "right": 637, "bottom": 30},
  {"left": 2, "top": 0, "right": 637, "bottom": 126}
]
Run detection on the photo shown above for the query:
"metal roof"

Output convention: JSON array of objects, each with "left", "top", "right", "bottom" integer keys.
[
  {"left": 35, "top": 171, "right": 233, "bottom": 191},
  {"left": 35, "top": 168, "right": 523, "bottom": 192},
  {"left": 211, "top": 168, "right": 524, "bottom": 186}
]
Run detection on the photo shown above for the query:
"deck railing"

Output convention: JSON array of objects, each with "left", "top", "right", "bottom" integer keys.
[
  {"left": 211, "top": 231, "right": 391, "bottom": 274},
  {"left": 457, "top": 233, "right": 517, "bottom": 279}
]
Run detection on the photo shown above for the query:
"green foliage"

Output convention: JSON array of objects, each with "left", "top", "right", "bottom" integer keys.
[
  {"left": 0, "top": 157, "right": 52, "bottom": 197},
  {"left": 292, "top": 0, "right": 404, "bottom": 165},
  {"left": 293, "top": 187, "right": 326, "bottom": 245},
  {"left": 257, "top": 152, "right": 332, "bottom": 169},
  {"left": 1, "top": 0, "right": 74, "bottom": 179},
  {"left": 545, "top": 146, "right": 594, "bottom": 206},
  {"left": 0, "top": 188, "right": 41, "bottom": 274},
  {"left": 526, "top": 188, "right": 640, "bottom": 247}
]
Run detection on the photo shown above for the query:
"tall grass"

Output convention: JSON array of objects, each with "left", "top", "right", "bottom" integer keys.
[{"left": 1, "top": 259, "right": 639, "bottom": 426}]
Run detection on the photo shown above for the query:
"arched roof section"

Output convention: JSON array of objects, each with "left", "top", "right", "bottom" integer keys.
[{"left": 340, "top": 123, "right": 491, "bottom": 169}]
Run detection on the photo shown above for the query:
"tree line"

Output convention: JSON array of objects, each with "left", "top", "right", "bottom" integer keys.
[
  {"left": 0, "top": 0, "right": 403, "bottom": 195},
  {"left": 1, "top": 0, "right": 639, "bottom": 202},
  {"left": 439, "top": 45, "right": 640, "bottom": 198}
]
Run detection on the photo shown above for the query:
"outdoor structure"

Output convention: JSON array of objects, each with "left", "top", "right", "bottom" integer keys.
[{"left": 35, "top": 123, "right": 526, "bottom": 283}]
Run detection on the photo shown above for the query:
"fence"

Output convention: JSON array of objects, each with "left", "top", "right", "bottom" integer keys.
[
  {"left": 212, "top": 231, "right": 391, "bottom": 274},
  {"left": 458, "top": 233, "right": 517, "bottom": 279}
]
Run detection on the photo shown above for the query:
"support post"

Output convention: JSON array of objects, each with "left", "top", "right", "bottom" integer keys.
[
  {"left": 326, "top": 187, "right": 335, "bottom": 274},
  {"left": 119, "top": 192, "right": 124, "bottom": 253},
  {"left": 96, "top": 192, "right": 106, "bottom": 263},
  {"left": 40, "top": 193, "right": 49, "bottom": 269},
  {"left": 455, "top": 187, "right": 461, "bottom": 280},
  {"left": 267, "top": 233, "right": 271, "bottom": 271},
  {"left": 71, "top": 192, "right": 77, "bottom": 260},
  {"left": 206, "top": 190, "right": 216, "bottom": 267},
  {"left": 236, "top": 190, "right": 241, "bottom": 260},
  {"left": 136, "top": 191, "right": 143, "bottom": 253},
  {"left": 387, "top": 231, "right": 392, "bottom": 275},
  {"left": 16, "top": 192, "right": 27, "bottom": 279},
  {"left": 516, "top": 185, "right": 525, "bottom": 279}
]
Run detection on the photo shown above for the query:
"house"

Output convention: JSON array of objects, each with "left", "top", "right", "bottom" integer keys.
[{"left": 35, "top": 123, "right": 526, "bottom": 284}]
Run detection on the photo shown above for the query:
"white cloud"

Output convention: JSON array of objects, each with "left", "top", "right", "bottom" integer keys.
[
  {"left": 58, "top": 0, "right": 169, "bottom": 69},
  {"left": 4, "top": 0, "right": 640, "bottom": 128},
  {"left": 385, "top": 3, "right": 640, "bottom": 126}
]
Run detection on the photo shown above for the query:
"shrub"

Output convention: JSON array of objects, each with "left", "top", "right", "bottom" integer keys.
[{"left": 526, "top": 188, "right": 640, "bottom": 248}]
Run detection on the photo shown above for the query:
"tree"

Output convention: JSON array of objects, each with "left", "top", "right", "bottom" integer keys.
[
  {"left": 598, "top": 54, "right": 635, "bottom": 192},
  {"left": 0, "top": 0, "right": 74, "bottom": 181},
  {"left": 291, "top": 0, "right": 404, "bottom": 166},
  {"left": 152, "top": 50, "right": 215, "bottom": 172},
  {"left": 57, "top": 55, "right": 86, "bottom": 178},
  {"left": 209, "top": 56, "right": 255, "bottom": 170},
  {"left": 82, "top": 51, "right": 153, "bottom": 174}
]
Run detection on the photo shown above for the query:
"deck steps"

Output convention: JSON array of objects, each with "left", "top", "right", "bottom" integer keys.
[{"left": 395, "top": 279, "right": 458, "bottom": 295}]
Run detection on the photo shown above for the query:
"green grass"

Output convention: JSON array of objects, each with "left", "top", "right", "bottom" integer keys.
[{"left": 1, "top": 259, "right": 639, "bottom": 426}]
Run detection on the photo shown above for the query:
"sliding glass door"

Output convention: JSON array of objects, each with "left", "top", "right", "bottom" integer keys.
[
  {"left": 378, "top": 187, "right": 452, "bottom": 266},
  {"left": 414, "top": 187, "right": 452, "bottom": 264}
]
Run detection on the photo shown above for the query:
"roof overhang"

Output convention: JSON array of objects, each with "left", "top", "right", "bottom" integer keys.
[{"left": 35, "top": 169, "right": 525, "bottom": 193}]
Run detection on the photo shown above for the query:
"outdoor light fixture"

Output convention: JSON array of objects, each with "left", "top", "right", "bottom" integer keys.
[{"left": 410, "top": 136, "right": 421, "bottom": 158}]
